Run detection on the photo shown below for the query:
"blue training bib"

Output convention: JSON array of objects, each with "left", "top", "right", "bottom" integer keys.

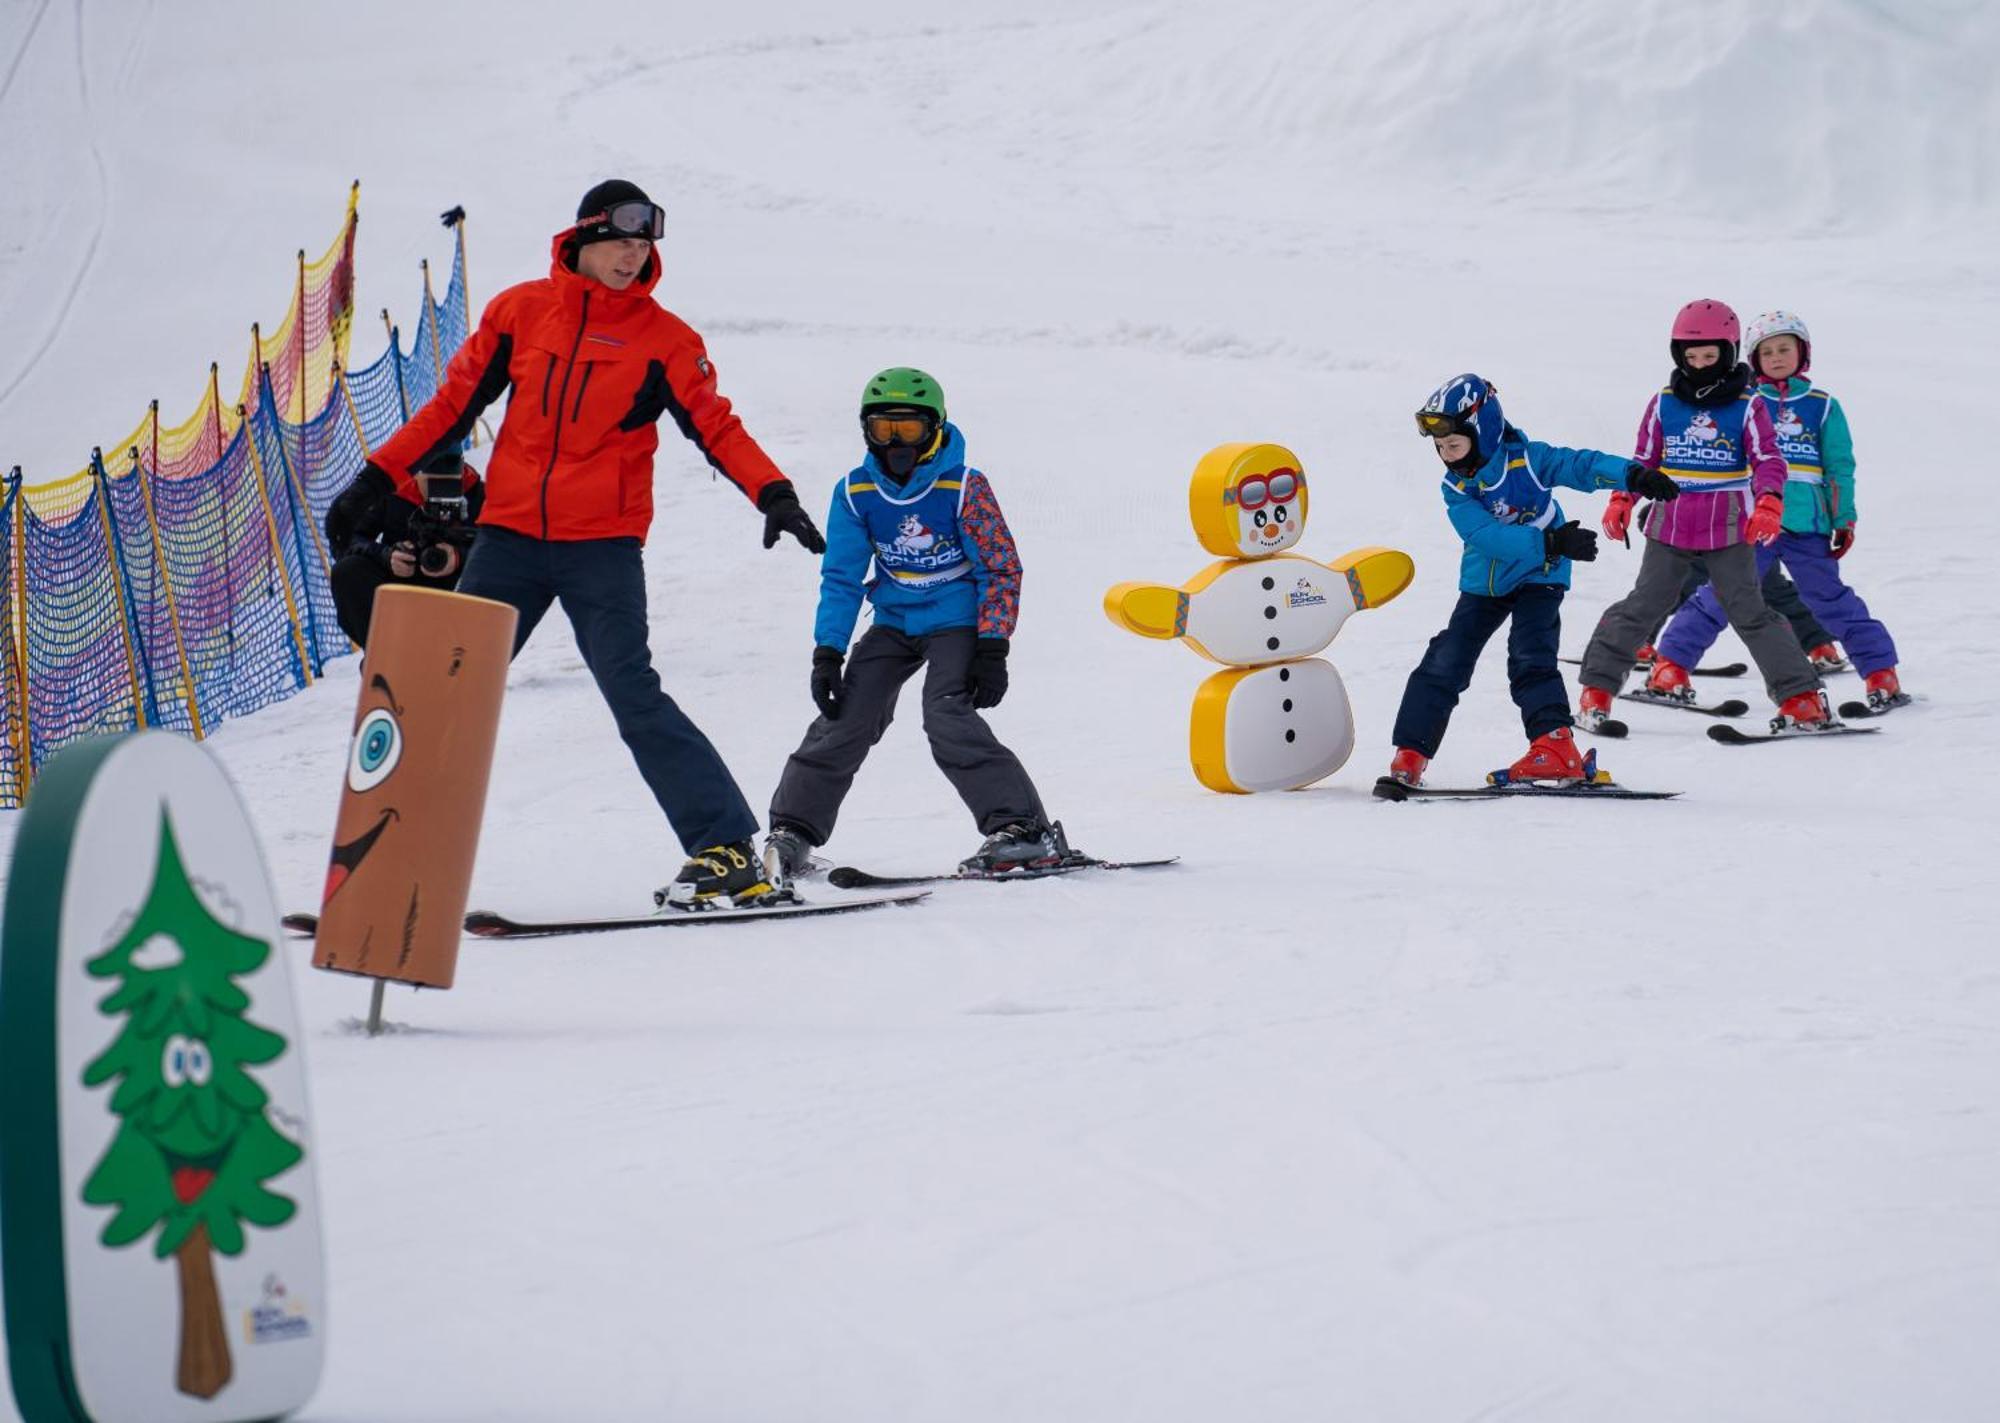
[{"left": 844, "top": 471, "right": 970, "bottom": 589}]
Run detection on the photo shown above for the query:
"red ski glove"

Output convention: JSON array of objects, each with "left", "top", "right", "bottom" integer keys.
[
  {"left": 1602, "top": 492, "right": 1636, "bottom": 542},
  {"left": 1830, "top": 525, "right": 1856, "bottom": 559},
  {"left": 1746, "top": 493, "right": 1785, "bottom": 546}
]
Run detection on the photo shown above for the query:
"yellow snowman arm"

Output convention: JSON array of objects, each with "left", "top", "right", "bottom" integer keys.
[
  {"left": 1324, "top": 547, "right": 1415, "bottom": 610},
  {"left": 1103, "top": 560, "right": 1236, "bottom": 639},
  {"left": 1103, "top": 581, "right": 1189, "bottom": 639}
]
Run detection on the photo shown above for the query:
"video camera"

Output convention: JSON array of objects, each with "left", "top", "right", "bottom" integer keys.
[{"left": 405, "top": 457, "right": 478, "bottom": 580}]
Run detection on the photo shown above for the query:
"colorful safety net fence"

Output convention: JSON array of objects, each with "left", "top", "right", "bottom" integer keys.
[{"left": 0, "top": 184, "right": 473, "bottom": 808}]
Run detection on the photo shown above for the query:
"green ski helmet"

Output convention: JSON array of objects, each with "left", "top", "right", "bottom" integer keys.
[{"left": 860, "top": 366, "right": 946, "bottom": 421}]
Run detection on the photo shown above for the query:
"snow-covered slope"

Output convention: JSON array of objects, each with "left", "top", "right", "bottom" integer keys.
[{"left": 4, "top": 3, "right": 1998, "bottom": 1419}]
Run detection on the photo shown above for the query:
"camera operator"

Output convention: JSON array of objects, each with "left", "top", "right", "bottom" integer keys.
[{"left": 324, "top": 448, "right": 484, "bottom": 646}]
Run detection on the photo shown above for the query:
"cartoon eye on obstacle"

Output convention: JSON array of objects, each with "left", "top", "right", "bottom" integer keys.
[{"left": 1104, "top": 443, "right": 1414, "bottom": 793}]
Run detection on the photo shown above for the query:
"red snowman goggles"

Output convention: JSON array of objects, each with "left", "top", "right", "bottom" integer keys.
[{"left": 1225, "top": 469, "right": 1301, "bottom": 509}]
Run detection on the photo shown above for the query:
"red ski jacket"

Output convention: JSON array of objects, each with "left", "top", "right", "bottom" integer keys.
[{"left": 370, "top": 229, "right": 789, "bottom": 542}]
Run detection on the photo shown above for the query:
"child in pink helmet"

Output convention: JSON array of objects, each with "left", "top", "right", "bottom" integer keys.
[
  {"left": 1575, "top": 299, "right": 1833, "bottom": 732},
  {"left": 1648, "top": 310, "right": 1907, "bottom": 713}
]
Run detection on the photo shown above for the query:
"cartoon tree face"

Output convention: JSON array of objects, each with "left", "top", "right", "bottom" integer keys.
[{"left": 78, "top": 807, "right": 303, "bottom": 1398}]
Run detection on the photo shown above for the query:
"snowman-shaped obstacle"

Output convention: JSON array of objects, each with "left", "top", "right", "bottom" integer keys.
[{"left": 1104, "top": 442, "right": 1414, "bottom": 793}]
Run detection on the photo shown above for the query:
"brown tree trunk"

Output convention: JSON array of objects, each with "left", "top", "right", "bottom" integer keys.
[{"left": 173, "top": 1224, "right": 233, "bottom": 1399}]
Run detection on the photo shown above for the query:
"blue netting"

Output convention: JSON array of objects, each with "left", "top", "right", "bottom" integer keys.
[{"left": 1, "top": 218, "right": 472, "bottom": 806}]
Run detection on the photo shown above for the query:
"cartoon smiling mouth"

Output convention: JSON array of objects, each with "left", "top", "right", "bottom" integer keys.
[
  {"left": 324, "top": 808, "right": 398, "bottom": 902},
  {"left": 168, "top": 1148, "right": 227, "bottom": 1204}
]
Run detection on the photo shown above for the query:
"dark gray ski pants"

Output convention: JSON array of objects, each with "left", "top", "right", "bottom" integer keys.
[
  {"left": 1580, "top": 538, "right": 1820, "bottom": 704},
  {"left": 769, "top": 625, "right": 1047, "bottom": 846}
]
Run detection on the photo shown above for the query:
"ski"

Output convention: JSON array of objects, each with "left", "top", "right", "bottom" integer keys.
[
  {"left": 280, "top": 893, "right": 929, "bottom": 941},
  {"left": 1837, "top": 695, "right": 1916, "bottom": 720},
  {"left": 1563, "top": 656, "right": 1748, "bottom": 679},
  {"left": 1707, "top": 723, "right": 1878, "bottom": 746},
  {"left": 826, "top": 857, "right": 1179, "bottom": 890},
  {"left": 1577, "top": 715, "right": 1630, "bottom": 739},
  {"left": 1618, "top": 691, "right": 1751, "bottom": 719},
  {"left": 1373, "top": 776, "right": 1678, "bottom": 803}
]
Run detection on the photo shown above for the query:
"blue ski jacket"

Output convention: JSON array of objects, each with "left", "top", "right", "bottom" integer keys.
[
  {"left": 1441, "top": 427, "right": 1633, "bottom": 596},
  {"left": 813, "top": 423, "right": 1023, "bottom": 651}
]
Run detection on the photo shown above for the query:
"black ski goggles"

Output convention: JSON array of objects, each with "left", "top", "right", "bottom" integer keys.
[
  {"left": 580, "top": 200, "right": 665, "bottom": 241},
  {"left": 1415, "top": 388, "right": 1488, "bottom": 439},
  {"left": 862, "top": 411, "right": 937, "bottom": 446}
]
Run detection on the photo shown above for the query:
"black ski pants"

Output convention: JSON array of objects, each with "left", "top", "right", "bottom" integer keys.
[{"left": 769, "top": 625, "right": 1046, "bottom": 846}]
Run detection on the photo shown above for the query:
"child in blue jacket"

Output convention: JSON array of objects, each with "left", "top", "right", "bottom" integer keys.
[
  {"left": 1388, "top": 373, "right": 1680, "bottom": 785},
  {"left": 763, "top": 368, "right": 1058, "bottom": 880}
]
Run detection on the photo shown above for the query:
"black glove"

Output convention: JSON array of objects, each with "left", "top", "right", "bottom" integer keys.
[
  {"left": 1625, "top": 464, "right": 1682, "bottom": 501},
  {"left": 326, "top": 463, "right": 396, "bottom": 553},
  {"left": 1544, "top": 520, "right": 1598, "bottom": 563},
  {"left": 759, "top": 482, "right": 826, "bottom": 553},
  {"left": 966, "top": 637, "right": 1010, "bottom": 710},
  {"left": 810, "top": 645, "right": 844, "bottom": 721}
]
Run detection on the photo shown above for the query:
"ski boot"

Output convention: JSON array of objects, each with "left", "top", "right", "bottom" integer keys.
[
  {"left": 1770, "top": 689, "right": 1834, "bottom": 734},
  {"left": 1504, "top": 726, "right": 1587, "bottom": 782},
  {"left": 1387, "top": 747, "right": 1429, "bottom": 787},
  {"left": 761, "top": 822, "right": 818, "bottom": 888},
  {"left": 959, "top": 820, "right": 1072, "bottom": 877},
  {"left": 1806, "top": 642, "right": 1849, "bottom": 675},
  {"left": 656, "top": 840, "right": 789, "bottom": 911},
  {"left": 1577, "top": 685, "right": 1617, "bottom": 733},
  {"left": 1632, "top": 642, "right": 1658, "bottom": 673},
  {"left": 1642, "top": 657, "right": 1695, "bottom": 703},
  {"left": 1864, "top": 668, "right": 1911, "bottom": 713}
]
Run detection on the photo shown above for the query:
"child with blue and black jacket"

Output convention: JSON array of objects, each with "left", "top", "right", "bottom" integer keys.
[
  {"left": 763, "top": 367, "right": 1060, "bottom": 882},
  {"left": 1387, "top": 373, "right": 1680, "bottom": 786}
]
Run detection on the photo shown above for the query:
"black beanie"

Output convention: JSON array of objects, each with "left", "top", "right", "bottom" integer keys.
[{"left": 574, "top": 179, "right": 655, "bottom": 247}]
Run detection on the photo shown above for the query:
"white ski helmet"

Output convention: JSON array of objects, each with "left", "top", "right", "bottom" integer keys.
[{"left": 1745, "top": 310, "right": 1811, "bottom": 377}]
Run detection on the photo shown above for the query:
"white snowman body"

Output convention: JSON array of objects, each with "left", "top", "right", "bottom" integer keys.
[
  {"left": 1193, "top": 658, "right": 1355, "bottom": 794},
  {"left": 1178, "top": 554, "right": 1364, "bottom": 667}
]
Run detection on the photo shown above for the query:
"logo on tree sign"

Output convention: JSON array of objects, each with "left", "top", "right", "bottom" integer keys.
[
  {"left": 79, "top": 809, "right": 305, "bottom": 1400},
  {"left": 246, "top": 1272, "right": 315, "bottom": 1345}
]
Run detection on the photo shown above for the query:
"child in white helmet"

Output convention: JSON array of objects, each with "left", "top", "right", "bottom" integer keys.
[
  {"left": 1648, "top": 311, "right": 1906, "bottom": 712},
  {"left": 1576, "top": 299, "right": 1831, "bottom": 732}
]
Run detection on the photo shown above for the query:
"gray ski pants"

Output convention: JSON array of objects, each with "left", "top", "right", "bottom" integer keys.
[
  {"left": 1580, "top": 538, "right": 1820, "bottom": 704},
  {"left": 769, "top": 625, "right": 1047, "bottom": 846}
]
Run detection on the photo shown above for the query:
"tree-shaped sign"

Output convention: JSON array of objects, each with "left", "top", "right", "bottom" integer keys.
[{"left": 79, "top": 808, "right": 305, "bottom": 1400}]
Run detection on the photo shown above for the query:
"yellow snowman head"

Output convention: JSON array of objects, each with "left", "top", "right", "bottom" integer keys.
[{"left": 1189, "top": 442, "right": 1309, "bottom": 559}]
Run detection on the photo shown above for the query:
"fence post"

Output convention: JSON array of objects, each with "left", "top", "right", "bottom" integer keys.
[
  {"left": 90, "top": 449, "right": 152, "bottom": 730},
  {"left": 239, "top": 403, "right": 315, "bottom": 690},
  {"left": 5, "top": 468, "right": 29, "bottom": 796},
  {"left": 259, "top": 363, "right": 339, "bottom": 665},
  {"left": 336, "top": 362, "right": 374, "bottom": 460},
  {"left": 384, "top": 314, "right": 411, "bottom": 422},
  {"left": 130, "top": 443, "right": 206, "bottom": 739}
]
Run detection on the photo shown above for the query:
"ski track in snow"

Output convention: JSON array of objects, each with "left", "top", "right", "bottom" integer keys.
[{"left": 0, "top": 0, "right": 109, "bottom": 416}]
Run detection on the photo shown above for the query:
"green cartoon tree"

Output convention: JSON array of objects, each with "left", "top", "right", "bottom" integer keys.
[{"left": 79, "top": 808, "right": 304, "bottom": 1400}]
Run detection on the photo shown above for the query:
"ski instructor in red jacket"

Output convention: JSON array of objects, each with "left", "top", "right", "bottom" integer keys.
[{"left": 328, "top": 180, "right": 825, "bottom": 909}]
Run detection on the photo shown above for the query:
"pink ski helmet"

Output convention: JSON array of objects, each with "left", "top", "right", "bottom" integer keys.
[{"left": 1670, "top": 298, "right": 1740, "bottom": 373}]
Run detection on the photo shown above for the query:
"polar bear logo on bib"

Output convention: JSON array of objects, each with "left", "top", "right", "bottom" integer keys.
[{"left": 892, "top": 515, "right": 937, "bottom": 557}]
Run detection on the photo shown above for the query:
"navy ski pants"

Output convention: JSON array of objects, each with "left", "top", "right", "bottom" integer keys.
[
  {"left": 457, "top": 526, "right": 758, "bottom": 853},
  {"left": 1392, "top": 584, "right": 1571, "bottom": 757}
]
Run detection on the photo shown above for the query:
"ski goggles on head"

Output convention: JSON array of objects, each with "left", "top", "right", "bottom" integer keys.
[
  {"left": 1226, "top": 469, "right": 1300, "bottom": 509},
  {"left": 862, "top": 411, "right": 936, "bottom": 446},
  {"left": 580, "top": 200, "right": 665, "bottom": 241},
  {"left": 1415, "top": 387, "right": 1491, "bottom": 440}
]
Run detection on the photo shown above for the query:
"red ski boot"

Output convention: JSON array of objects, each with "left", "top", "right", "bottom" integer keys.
[
  {"left": 1771, "top": 689, "right": 1833, "bottom": 733},
  {"left": 1387, "top": 747, "right": 1429, "bottom": 787},
  {"left": 1864, "top": 668, "right": 1910, "bottom": 713},
  {"left": 1633, "top": 642, "right": 1658, "bottom": 671},
  {"left": 1644, "top": 657, "right": 1694, "bottom": 702},
  {"left": 1806, "top": 642, "right": 1847, "bottom": 674},
  {"left": 1506, "top": 726, "right": 1587, "bottom": 782},
  {"left": 1577, "top": 685, "right": 1616, "bottom": 732}
]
